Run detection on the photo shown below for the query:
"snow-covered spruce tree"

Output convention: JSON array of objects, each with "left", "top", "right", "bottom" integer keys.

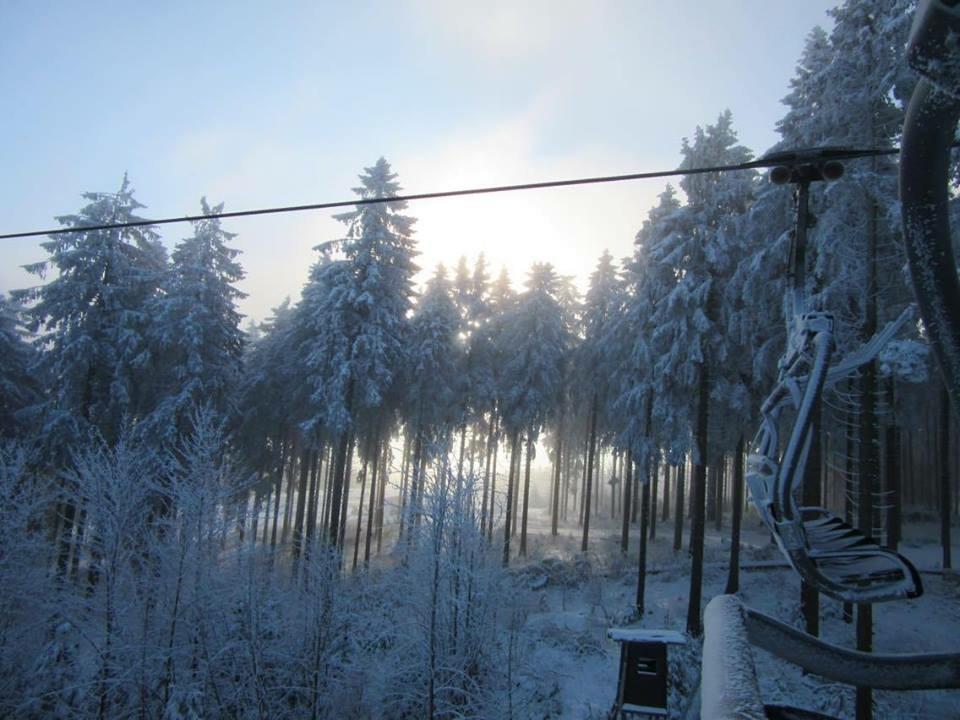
[
  {"left": 292, "top": 256, "right": 355, "bottom": 563},
  {"left": 606, "top": 187, "right": 683, "bottom": 597},
  {"left": 792, "top": 0, "right": 915, "bottom": 355},
  {"left": 451, "top": 255, "right": 495, "bottom": 486},
  {"left": 544, "top": 271, "right": 580, "bottom": 538},
  {"left": 16, "top": 175, "right": 166, "bottom": 582},
  {"left": 301, "top": 158, "right": 418, "bottom": 550},
  {"left": 480, "top": 267, "right": 516, "bottom": 539},
  {"left": 0, "top": 294, "right": 42, "bottom": 440},
  {"left": 17, "top": 174, "right": 166, "bottom": 452},
  {"left": 399, "top": 265, "right": 462, "bottom": 543},
  {"left": 142, "top": 199, "right": 246, "bottom": 448},
  {"left": 235, "top": 298, "right": 297, "bottom": 548},
  {"left": 573, "top": 250, "right": 622, "bottom": 553},
  {"left": 461, "top": 255, "right": 500, "bottom": 537},
  {"left": 499, "top": 263, "right": 570, "bottom": 561},
  {"left": 649, "top": 113, "right": 755, "bottom": 636}
]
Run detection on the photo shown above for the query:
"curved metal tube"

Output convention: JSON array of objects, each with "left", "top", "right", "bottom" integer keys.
[
  {"left": 744, "top": 603, "right": 960, "bottom": 690},
  {"left": 900, "top": 77, "right": 960, "bottom": 412}
]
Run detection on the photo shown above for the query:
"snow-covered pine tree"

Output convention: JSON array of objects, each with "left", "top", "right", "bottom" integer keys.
[
  {"left": 400, "top": 265, "right": 462, "bottom": 539},
  {"left": 482, "top": 267, "right": 516, "bottom": 539},
  {"left": 143, "top": 198, "right": 246, "bottom": 446},
  {"left": 0, "top": 294, "right": 41, "bottom": 439},
  {"left": 608, "top": 187, "right": 683, "bottom": 566},
  {"left": 17, "top": 174, "right": 167, "bottom": 451},
  {"left": 574, "top": 250, "right": 622, "bottom": 553},
  {"left": 15, "top": 176, "right": 166, "bottom": 583},
  {"left": 499, "top": 263, "right": 570, "bottom": 560},
  {"left": 649, "top": 112, "right": 755, "bottom": 636},
  {"left": 323, "top": 158, "right": 419, "bottom": 549}
]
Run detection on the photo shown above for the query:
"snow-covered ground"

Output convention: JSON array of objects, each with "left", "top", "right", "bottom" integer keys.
[{"left": 504, "top": 508, "right": 960, "bottom": 719}]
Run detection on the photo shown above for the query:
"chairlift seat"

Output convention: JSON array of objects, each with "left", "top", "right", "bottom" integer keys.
[
  {"left": 780, "top": 507, "right": 922, "bottom": 603},
  {"left": 747, "top": 308, "right": 923, "bottom": 604}
]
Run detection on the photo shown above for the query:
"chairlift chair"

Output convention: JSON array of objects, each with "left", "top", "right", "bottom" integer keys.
[{"left": 745, "top": 148, "right": 922, "bottom": 604}]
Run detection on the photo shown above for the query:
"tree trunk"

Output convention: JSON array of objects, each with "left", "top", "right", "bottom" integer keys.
[
  {"left": 714, "top": 459, "right": 725, "bottom": 532},
  {"left": 397, "top": 432, "right": 413, "bottom": 542},
  {"left": 281, "top": 439, "right": 298, "bottom": 545},
  {"left": 662, "top": 464, "right": 671, "bottom": 522},
  {"left": 352, "top": 445, "right": 370, "bottom": 571},
  {"left": 725, "top": 435, "right": 746, "bottom": 595},
  {"left": 407, "top": 428, "right": 425, "bottom": 542},
  {"left": 56, "top": 500, "right": 78, "bottom": 580},
  {"left": 673, "top": 462, "right": 685, "bottom": 552},
  {"left": 482, "top": 412, "right": 495, "bottom": 537},
  {"left": 941, "top": 385, "right": 953, "bottom": 569},
  {"left": 303, "top": 449, "right": 322, "bottom": 568},
  {"left": 511, "top": 438, "right": 521, "bottom": 537},
  {"left": 551, "top": 429, "right": 563, "bottom": 537},
  {"left": 375, "top": 438, "right": 389, "bottom": 554},
  {"left": 337, "top": 434, "right": 355, "bottom": 552},
  {"left": 686, "top": 363, "right": 709, "bottom": 638},
  {"left": 621, "top": 447, "right": 633, "bottom": 554},
  {"left": 520, "top": 433, "right": 533, "bottom": 556},
  {"left": 270, "top": 437, "right": 286, "bottom": 549},
  {"left": 611, "top": 450, "right": 619, "bottom": 520},
  {"left": 581, "top": 393, "right": 599, "bottom": 553},
  {"left": 320, "top": 447, "right": 334, "bottom": 540},
  {"left": 260, "top": 487, "right": 272, "bottom": 546},
  {"left": 707, "top": 462, "right": 717, "bottom": 524},
  {"left": 579, "top": 430, "right": 589, "bottom": 528},
  {"left": 457, "top": 422, "right": 467, "bottom": 484},
  {"left": 649, "top": 451, "right": 659, "bottom": 541},
  {"left": 329, "top": 432, "right": 350, "bottom": 548},
  {"left": 502, "top": 430, "right": 519, "bottom": 566},
  {"left": 488, "top": 417, "right": 500, "bottom": 542},
  {"left": 364, "top": 426, "right": 382, "bottom": 567},
  {"left": 292, "top": 448, "right": 312, "bottom": 570},
  {"left": 636, "top": 453, "right": 650, "bottom": 615}
]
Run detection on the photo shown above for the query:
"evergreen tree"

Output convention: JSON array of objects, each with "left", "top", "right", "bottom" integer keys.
[
  {"left": 0, "top": 294, "right": 41, "bottom": 439},
  {"left": 333, "top": 157, "right": 418, "bottom": 415},
  {"left": 144, "top": 198, "right": 246, "bottom": 445},
  {"left": 403, "top": 266, "right": 462, "bottom": 463},
  {"left": 321, "top": 158, "right": 419, "bottom": 548},
  {"left": 17, "top": 175, "right": 166, "bottom": 451},
  {"left": 500, "top": 263, "right": 570, "bottom": 558},
  {"left": 649, "top": 113, "right": 755, "bottom": 636},
  {"left": 576, "top": 250, "right": 623, "bottom": 552}
]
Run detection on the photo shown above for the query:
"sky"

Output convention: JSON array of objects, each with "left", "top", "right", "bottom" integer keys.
[{"left": 0, "top": 0, "right": 840, "bottom": 324}]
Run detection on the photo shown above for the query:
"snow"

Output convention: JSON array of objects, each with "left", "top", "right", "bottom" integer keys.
[
  {"left": 700, "top": 595, "right": 765, "bottom": 720},
  {"left": 608, "top": 628, "right": 686, "bottom": 644},
  {"left": 495, "top": 508, "right": 960, "bottom": 719}
]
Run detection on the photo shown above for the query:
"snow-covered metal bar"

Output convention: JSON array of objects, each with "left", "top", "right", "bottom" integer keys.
[
  {"left": 743, "top": 604, "right": 960, "bottom": 690},
  {"left": 700, "top": 595, "right": 766, "bottom": 720}
]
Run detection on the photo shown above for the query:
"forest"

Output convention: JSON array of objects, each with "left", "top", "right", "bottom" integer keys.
[{"left": 0, "top": 0, "right": 957, "bottom": 718}]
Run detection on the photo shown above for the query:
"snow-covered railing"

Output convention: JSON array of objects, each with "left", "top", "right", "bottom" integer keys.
[
  {"left": 700, "top": 595, "right": 766, "bottom": 720},
  {"left": 699, "top": 594, "right": 960, "bottom": 719}
]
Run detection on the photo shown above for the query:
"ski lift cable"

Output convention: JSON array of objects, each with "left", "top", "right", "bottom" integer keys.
[{"left": 0, "top": 145, "right": 914, "bottom": 241}]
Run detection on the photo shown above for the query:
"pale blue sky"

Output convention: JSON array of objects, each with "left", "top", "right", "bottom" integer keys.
[{"left": 1, "top": 1, "right": 838, "bottom": 322}]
